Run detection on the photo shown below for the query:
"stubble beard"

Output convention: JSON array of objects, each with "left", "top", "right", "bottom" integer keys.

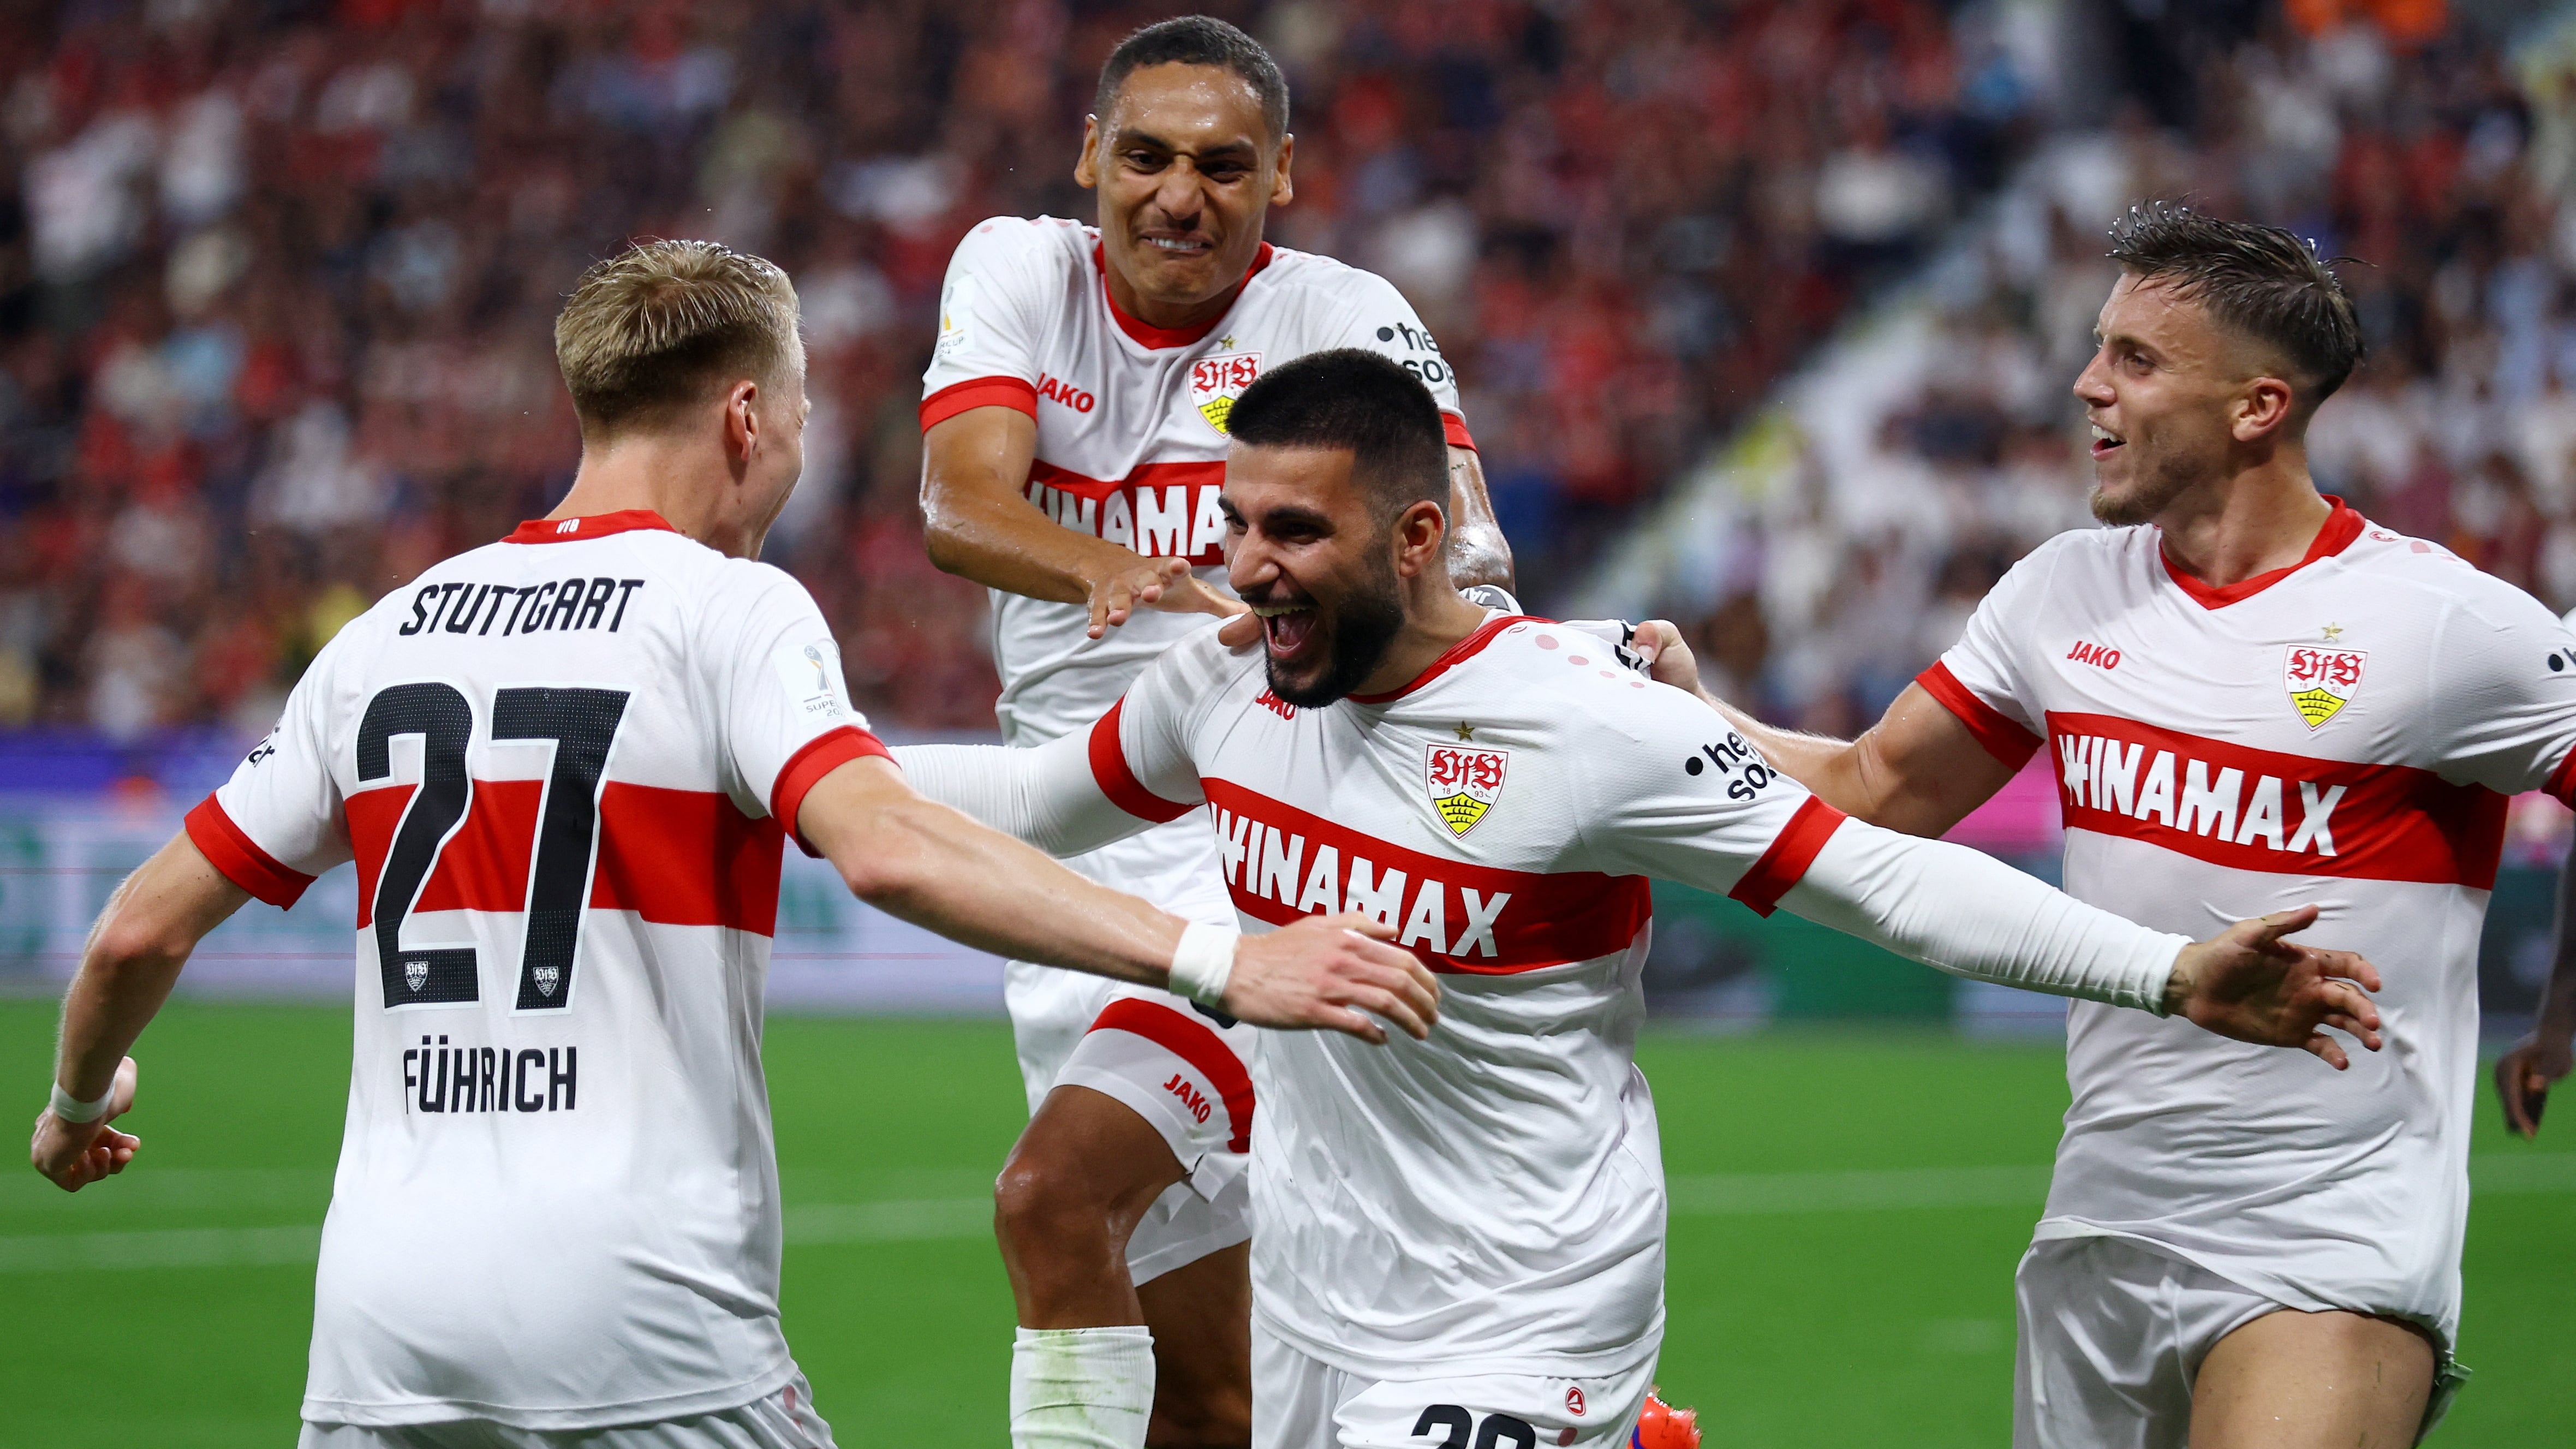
[{"left": 2089, "top": 442, "right": 2203, "bottom": 527}]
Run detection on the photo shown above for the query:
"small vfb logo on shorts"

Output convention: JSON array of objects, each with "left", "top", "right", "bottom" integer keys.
[
  {"left": 1426, "top": 744, "right": 1508, "bottom": 837},
  {"left": 1191, "top": 352, "right": 1261, "bottom": 433},
  {"left": 2283, "top": 645, "right": 2366, "bottom": 729},
  {"left": 1565, "top": 1385, "right": 1587, "bottom": 1416}
]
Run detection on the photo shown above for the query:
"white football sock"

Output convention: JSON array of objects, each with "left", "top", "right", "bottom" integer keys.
[{"left": 1010, "top": 1324, "right": 1156, "bottom": 1449}]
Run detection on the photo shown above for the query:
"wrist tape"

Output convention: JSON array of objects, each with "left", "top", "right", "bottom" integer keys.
[
  {"left": 1167, "top": 922, "right": 1239, "bottom": 1006},
  {"left": 48, "top": 1082, "right": 114, "bottom": 1123}
]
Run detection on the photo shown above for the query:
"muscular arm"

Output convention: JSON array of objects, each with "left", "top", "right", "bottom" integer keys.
[
  {"left": 32, "top": 834, "right": 251, "bottom": 1190},
  {"left": 920, "top": 407, "right": 1242, "bottom": 638},
  {"left": 1442, "top": 445, "right": 1514, "bottom": 591},
  {"left": 1633, "top": 622, "right": 2016, "bottom": 836}
]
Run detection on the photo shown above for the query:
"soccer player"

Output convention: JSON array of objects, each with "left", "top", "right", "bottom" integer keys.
[
  {"left": 893, "top": 348, "right": 2387, "bottom": 1449},
  {"left": 26, "top": 242, "right": 1441, "bottom": 1449},
  {"left": 915, "top": 17, "right": 1513, "bottom": 1446},
  {"left": 1637, "top": 206, "right": 2576, "bottom": 1447}
]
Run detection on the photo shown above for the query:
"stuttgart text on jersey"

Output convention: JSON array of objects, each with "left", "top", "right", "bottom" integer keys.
[{"left": 397, "top": 576, "right": 648, "bottom": 638}]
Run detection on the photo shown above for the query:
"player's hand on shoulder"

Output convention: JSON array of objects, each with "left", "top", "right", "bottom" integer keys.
[
  {"left": 2494, "top": 1031, "right": 2569, "bottom": 1138},
  {"left": 2164, "top": 907, "right": 2385, "bottom": 1069},
  {"left": 1086, "top": 557, "right": 1245, "bottom": 640},
  {"left": 1222, "top": 914, "right": 1440, "bottom": 1045},
  {"left": 1630, "top": 621, "right": 1712, "bottom": 701},
  {"left": 29, "top": 1056, "right": 141, "bottom": 1193}
]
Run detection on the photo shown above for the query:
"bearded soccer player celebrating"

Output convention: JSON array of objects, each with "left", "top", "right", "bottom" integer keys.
[
  {"left": 25, "top": 243, "right": 1440, "bottom": 1449},
  {"left": 915, "top": 17, "right": 1513, "bottom": 1447},
  {"left": 895, "top": 349, "right": 2386, "bottom": 1449},
  {"left": 1642, "top": 206, "right": 2576, "bottom": 1447}
]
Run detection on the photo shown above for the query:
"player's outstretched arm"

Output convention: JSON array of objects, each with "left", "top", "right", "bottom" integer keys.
[
  {"left": 800, "top": 756, "right": 1438, "bottom": 1042},
  {"left": 1786, "top": 821, "right": 2382, "bottom": 1068},
  {"left": 921, "top": 407, "right": 1244, "bottom": 639},
  {"left": 2497, "top": 847, "right": 2576, "bottom": 1136},
  {"left": 31, "top": 833, "right": 250, "bottom": 1192},
  {"left": 1629, "top": 620, "right": 2016, "bottom": 836},
  {"left": 1442, "top": 445, "right": 1515, "bottom": 591}
]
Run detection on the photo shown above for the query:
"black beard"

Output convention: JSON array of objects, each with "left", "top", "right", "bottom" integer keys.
[{"left": 1266, "top": 562, "right": 1406, "bottom": 708}]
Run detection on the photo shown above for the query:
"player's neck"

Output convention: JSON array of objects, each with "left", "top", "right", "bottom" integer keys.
[
  {"left": 1103, "top": 257, "right": 1248, "bottom": 333},
  {"left": 2151, "top": 455, "right": 2333, "bottom": 590},
  {"left": 554, "top": 439, "right": 766, "bottom": 560},
  {"left": 1352, "top": 582, "right": 1492, "bottom": 697}
]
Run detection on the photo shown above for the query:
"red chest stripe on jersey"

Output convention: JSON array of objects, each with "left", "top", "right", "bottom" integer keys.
[
  {"left": 1090, "top": 699, "right": 1198, "bottom": 823},
  {"left": 1727, "top": 796, "right": 1850, "bottom": 917},
  {"left": 1087, "top": 998, "right": 1254, "bottom": 1153},
  {"left": 2044, "top": 711, "right": 2507, "bottom": 888},
  {"left": 1916, "top": 662, "right": 2043, "bottom": 770},
  {"left": 185, "top": 795, "right": 318, "bottom": 908},
  {"left": 1198, "top": 779, "right": 1651, "bottom": 974},
  {"left": 1027, "top": 460, "right": 1230, "bottom": 565},
  {"left": 919, "top": 375, "right": 1039, "bottom": 432},
  {"left": 349, "top": 780, "right": 787, "bottom": 934}
]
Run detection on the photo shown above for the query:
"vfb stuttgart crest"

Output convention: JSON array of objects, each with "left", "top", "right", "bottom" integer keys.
[
  {"left": 1190, "top": 351, "right": 1261, "bottom": 433},
  {"left": 403, "top": 958, "right": 428, "bottom": 993},
  {"left": 2283, "top": 645, "right": 2366, "bottom": 729},
  {"left": 1426, "top": 743, "right": 1508, "bottom": 837}
]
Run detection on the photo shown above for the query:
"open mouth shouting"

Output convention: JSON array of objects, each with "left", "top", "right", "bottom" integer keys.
[
  {"left": 2090, "top": 422, "right": 2126, "bottom": 460},
  {"left": 1249, "top": 598, "right": 1319, "bottom": 663}
]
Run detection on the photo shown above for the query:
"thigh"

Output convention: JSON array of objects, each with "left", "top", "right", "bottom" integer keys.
[
  {"left": 1052, "top": 995, "right": 1257, "bottom": 1206},
  {"left": 2013, "top": 1238, "right": 2196, "bottom": 1449},
  {"left": 2189, "top": 1309, "right": 2434, "bottom": 1449}
]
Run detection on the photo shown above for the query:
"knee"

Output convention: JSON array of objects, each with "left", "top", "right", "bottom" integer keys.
[{"left": 993, "top": 1135, "right": 1124, "bottom": 1255}]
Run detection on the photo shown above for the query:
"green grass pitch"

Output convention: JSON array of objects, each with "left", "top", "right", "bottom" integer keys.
[{"left": 3, "top": 1000, "right": 2571, "bottom": 1446}]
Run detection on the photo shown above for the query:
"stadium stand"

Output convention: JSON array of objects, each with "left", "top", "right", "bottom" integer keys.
[{"left": 0, "top": 0, "right": 2036, "bottom": 741}]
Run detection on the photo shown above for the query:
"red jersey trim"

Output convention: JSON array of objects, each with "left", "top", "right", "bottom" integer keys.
[
  {"left": 1916, "top": 661, "right": 2043, "bottom": 770},
  {"left": 1090, "top": 700, "right": 1198, "bottom": 823},
  {"left": 2045, "top": 710, "right": 2508, "bottom": 889},
  {"left": 503, "top": 510, "right": 679, "bottom": 545},
  {"left": 1202, "top": 778, "right": 1653, "bottom": 974},
  {"left": 771, "top": 726, "right": 896, "bottom": 857},
  {"left": 1442, "top": 413, "right": 1477, "bottom": 452},
  {"left": 920, "top": 375, "right": 1040, "bottom": 431},
  {"left": 1088, "top": 997, "right": 1255, "bottom": 1153},
  {"left": 184, "top": 795, "right": 317, "bottom": 909},
  {"left": 1347, "top": 614, "right": 1533, "bottom": 705},
  {"left": 1727, "top": 796, "right": 1848, "bottom": 918},
  {"left": 2547, "top": 750, "right": 2576, "bottom": 809},
  {"left": 1094, "top": 241, "right": 1277, "bottom": 350},
  {"left": 2158, "top": 496, "right": 2366, "bottom": 609}
]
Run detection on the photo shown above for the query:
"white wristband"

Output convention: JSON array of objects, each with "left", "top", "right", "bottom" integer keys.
[
  {"left": 48, "top": 1082, "right": 114, "bottom": 1124},
  {"left": 1168, "top": 922, "right": 1239, "bottom": 1007}
]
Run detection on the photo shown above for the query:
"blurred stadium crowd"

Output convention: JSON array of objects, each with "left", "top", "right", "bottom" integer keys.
[
  {"left": 0, "top": 0, "right": 2037, "bottom": 740},
  {"left": 0, "top": 0, "right": 2565, "bottom": 747}
]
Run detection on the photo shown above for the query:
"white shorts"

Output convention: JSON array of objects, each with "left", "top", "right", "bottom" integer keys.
[
  {"left": 1007, "top": 820, "right": 1255, "bottom": 1285},
  {"left": 1253, "top": 1323, "right": 1657, "bottom": 1449},
  {"left": 299, "top": 1374, "right": 833, "bottom": 1449}
]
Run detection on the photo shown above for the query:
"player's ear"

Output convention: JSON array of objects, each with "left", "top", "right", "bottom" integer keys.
[
  {"left": 725, "top": 378, "right": 761, "bottom": 465},
  {"left": 2233, "top": 375, "right": 2295, "bottom": 445},
  {"left": 1074, "top": 116, "right": 1101, "bottom": 189},
  {"left": 1391, "top": 499, "right": 1446, "bottom": 579},
  {"left": 1269, "top": 133, "right": 1294, "bottom": 207}
]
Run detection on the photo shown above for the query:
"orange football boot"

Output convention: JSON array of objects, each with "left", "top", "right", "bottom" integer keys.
[{"left": 1630, "top": 1388, "right": 1701, "bottom": 1448}]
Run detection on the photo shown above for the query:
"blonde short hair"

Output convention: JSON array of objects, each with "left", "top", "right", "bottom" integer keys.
[{"left": 554, "top": 240, "right": 800, "bottom": 436}]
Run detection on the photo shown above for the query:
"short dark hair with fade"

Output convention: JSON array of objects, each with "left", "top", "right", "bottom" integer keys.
[
  {"left": 1226, "top": 349, "right": 1448, "bottom": 522},
  {"left": 1093, "top": 15, "right": 1290, "bottom": 144},
  {"left": 2107, "top": 202, "right": 2365, "bottom": 412}
]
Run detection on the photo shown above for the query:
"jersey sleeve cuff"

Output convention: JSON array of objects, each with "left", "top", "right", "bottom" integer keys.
[
  {"left": 1442, "top": 412, "right": 1477, "bottom": 452},
  {"left": 1728, "top": 796, "right": 1848, "bottom": 917},
  {"left": 184, "top": 794, "right": 317, "bottom": 909},
  {"left": 1916, "top": 661, "right": 2043, "bottom": 770},
  {"left": 771, "top": 726, "right": 896, "bottom": 857},
  {"left": 1088, "top": 699, "right": 1196, "bottom": 824},
  {"left": 919, "top": 376, "right": 1039, "bottom": 432}
]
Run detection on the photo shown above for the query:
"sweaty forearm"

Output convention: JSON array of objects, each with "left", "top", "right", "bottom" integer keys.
[
  {"left": 53, "top": 835, "right": 245, "bottom": 1098},
  {"left": 922, "top": 487, "right": 1141, "bottom": 606},
  {"left": 892, "top": 736, "right": 1147, "bottom": 857},
  {"left": 1782, "top": 820, "right": 2182, "bottom": 1012},
  {"left": 1442, "top": 448, "right": 1516, "bottom": 591}
]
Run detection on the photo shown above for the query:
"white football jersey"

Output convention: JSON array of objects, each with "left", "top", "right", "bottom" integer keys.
[
  {"left": 1087, "top": 615, "right": 1841, "bottom": 1380},
  {"left": 1928, "top": 498, "right": 2576, "bottom": 1343},
  {"left": 920, "top": 214, "right": 1473, "bottom": 749},
  {"left": 184, "top": 511, "right": 887, "bottom": 1428}
]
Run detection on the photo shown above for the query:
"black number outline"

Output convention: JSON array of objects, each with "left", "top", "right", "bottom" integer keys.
[
  {"left": 492, "top": 687, "right": 631, "bottom": 1011},
  {"left": 357, "top": 682, "right": 481, "bottom": 1009},
  {"left": 1473, "top": 1414, "right": 1537, "bottom": 1449},
  {"left": 1413, "top": 1405, "right": 1472, "bottom": 1448}
]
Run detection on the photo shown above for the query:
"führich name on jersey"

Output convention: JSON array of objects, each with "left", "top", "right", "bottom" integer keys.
[
  {"left": 397, "top": 576, "right": 647, "bottom": 638},
  {"left": 2048, "top": 710, "right": 2507, "bottom": 888},
  {"left": 401, "top": 1035, "right": 576, "bottom": 1114},
  {"left": 1203, "top": 780, "right": 1651, "bottom": 975}
]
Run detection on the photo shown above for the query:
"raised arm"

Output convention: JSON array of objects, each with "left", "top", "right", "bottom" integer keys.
[
  {"left": 1442, "top": 444, "right": 1514, "bottom": 591},
  {"left": 920, "top": 406, "right": 1242, "bottom": 640},
  {"left": 800, "top": 754, "right": 1436, "bottom": 1043},
  {"left": 31, "top": 834, "right": 251, "bottom": 1191},
  {"left": 1631, "top": 622, "right": 2017, "bottom": 836}
]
